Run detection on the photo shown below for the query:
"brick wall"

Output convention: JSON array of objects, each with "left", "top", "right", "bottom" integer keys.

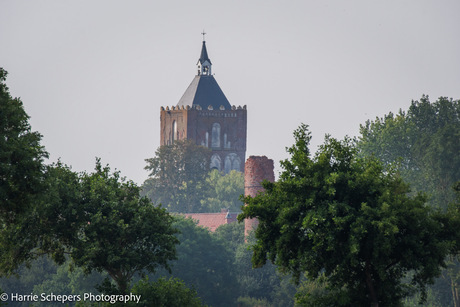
[{"left": 160, "top": 106, "right": 247, "bottom": 173}]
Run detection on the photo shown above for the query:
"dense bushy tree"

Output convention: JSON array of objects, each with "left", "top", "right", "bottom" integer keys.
[
  {"left": 0, "top": 68, "right": 48, "bottom": 222},
  {"left": 239, "top": 124, "right": 459, "bottom": 306},
  {"left": 234, "top": 233, "right": 296, "bottom": 306},
  {"left": 130, "top": 277, "right": 205, "bottom": 307},
  {"left": 201, "top": 169, "right": 244, "bottom": 212},
  {"left": 213, "top": 220, "right": 245, "bottom": 252},
  {"left": 155, "top": 216, "right": 238, "bottom": 307},
  {"left": 359, "top": 96, "right": 460, "bottom": 305},
  {"left": 2, "top": 158, "right": 179, "bottom": 295},
  {"left": 143, "top": 141, "right": 245, "bottom": 213},
  {"left": 69, "top": 160, "right": 178, "bottom": 294},
  {"left": 215, "top": 222, "right": 297, "bottom": 306},
  {"left": 0, "top": 68, "right": 49, "bottom": 276},
  {"left": 359, "top": 95, "right": 460, "bottom": 210},
  {"left": 143, "top": 140, "right": 211, "bottom": 212}
]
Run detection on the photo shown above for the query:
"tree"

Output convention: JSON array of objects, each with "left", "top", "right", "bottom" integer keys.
[
  {"left": 4, "top": 160, "right": 179, "bottom": 294},
  {"left": 359, "top": 95, "right": 460, "bottom": 210},
  {"left": 215, "top": 221, "right": 297, "bottom": 307},
  {"left": 201, "top": 169, "right": 244, "bottom": 212},
  {"left": 239, "top": 124, "right": 459, "bottom": 306},
  {"left": 213, "top": 220, "right": 245, "bottom": 253},
  {"left": 0, "top": 68, "right": 48, "bottom": 223},
  {"left": 130, "top": 277, "right": 206, "bottom": 307},
  {"left": 69, "top": 160, "right": 178, "bottom": 294},
  {"left": 358, "top": 96, "right": 460, "bottom": 305},
  {"left": 233, "top": 232, "right": 297, "bottom": 306},
  {"left": 143, "top": 140, "right": 211, "bottom": 212},
  {"left": 152, "top": 216, "right": 239, "bottom": 307},
  {"left": 0, "top": 256, "right": 58, "bottom": 305},
  {"left": 0, "top": 68, "right": 50, "bottom": 276}
]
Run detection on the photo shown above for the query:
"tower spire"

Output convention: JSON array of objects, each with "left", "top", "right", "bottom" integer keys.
[{"left": 197, "top": 34, "right": 212, "bottom": 76}]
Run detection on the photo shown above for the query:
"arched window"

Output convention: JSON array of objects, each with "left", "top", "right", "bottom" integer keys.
[
  {"left": 210, "top": 154, "right": 221, "bottom": 171},
  {"left": 211, "top": 123, "right": 220, "bottom": 148},
  {"left": 171, "top": 120, "right": 177, "bottom": 143},
  {"left": 224, "top": 153, "right": 241, "bottom": 173}
]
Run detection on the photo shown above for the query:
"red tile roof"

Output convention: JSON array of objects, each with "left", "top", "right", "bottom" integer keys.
[{"left": 184, "top": 211, "right": 238, "bottom": 232}]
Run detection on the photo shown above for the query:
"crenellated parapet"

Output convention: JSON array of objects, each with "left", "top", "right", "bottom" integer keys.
[{"left": 161, "top": 104, "right": 246, "bottom": 111}]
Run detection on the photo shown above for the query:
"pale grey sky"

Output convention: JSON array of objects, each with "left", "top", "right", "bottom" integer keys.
[{"left": 1, "top": 1, "right": 459, "bottom": 183}]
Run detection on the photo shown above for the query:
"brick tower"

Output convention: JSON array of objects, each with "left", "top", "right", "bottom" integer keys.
[
  {"left": 244, "top": 156, "right": 275, "bottom": 237},
  {"left": 160, "top": 39, "right": 247, "bottom": 173}
]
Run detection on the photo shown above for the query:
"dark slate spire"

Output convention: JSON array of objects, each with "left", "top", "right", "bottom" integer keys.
[
  {"left": 177, "top": 39, "right": 231, "bottom": 110},
  {"left": 197, "top": 39, "right": 212, "bottom": 76},
  {"left": 199, "top": 41, "right": 212, "bottom": 65}
]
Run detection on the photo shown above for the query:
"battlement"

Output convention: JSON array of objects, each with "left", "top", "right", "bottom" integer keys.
[{"left": 161, "top": 105, "right": 247, "bottom": 111}]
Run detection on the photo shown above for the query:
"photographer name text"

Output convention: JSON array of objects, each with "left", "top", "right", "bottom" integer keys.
[{"left": 1, "top": 292, "right": 141, "bottom": 304}]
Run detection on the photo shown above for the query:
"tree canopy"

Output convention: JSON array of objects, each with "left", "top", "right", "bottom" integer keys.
[
  {"left": 1, "top": 158, "right": 179, "bottom": 294},
  {"left": 201, "top": 169, "right": 244, "bottom": 212},
  {"left": 359, "top": 95, "right": 460, "bottom": 210},
  {"left": 239, "top": 124, "right": 459, "bottom": 306},
  {"left": 69, "top": 160, "right": 179, "bottom": 294},
  {"left": 0, "top": 68, "right": 50, "bottom": 276},
  {"left": 143, "top": 140, "right": 211, "bottom": 212},
  {"left": 142, "top": 140, "right": 244, "bottom": 213},
  {"left": 130, "top": 276, "right": 205, "bottom": 307},
  {"left": 153, "top": 216, "right": 239, "bottom": 306},
  {"left": 0, "top": 68, "right": 48, "bottom": 222}
]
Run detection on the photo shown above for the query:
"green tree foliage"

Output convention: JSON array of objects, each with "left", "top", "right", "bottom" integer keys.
[
  {"left": 215, "top": 222, "right": 297, "bottom": 307},
  {"left": 0, "top": 256, "right": 58, "bottom": 306},
  {"left": 69, "top": 160, "right": 178, "bottom": 294},
  {"left": 130, "top": 276, "right": 205, "bottom": 307},
  {"left": 201, "top": 169, "right": 244, "bottom": 212},
  {"left": 359, "top": 96, "right": 460, "bottom": 306},
  {"left": 440, "top": 182, "right": 460, "bottom": 307},
  {"left": 359, "top": 95, "right": 460, "bottom": 210},
  {"left": 2, "top": 159, "right": 179, "bottom": 295},
  {"left": 143, "top": 141, "right": 245, "bottom": 213},
  {"left": 0, "top": 68, "right": 50, "bottom": 276},
  {"left": 153, "top": 216, "right": 239, "bottom": 307},
  {"left": 239, "top": 124, "right": 460, "bottom": 306},
  {"left": 143, "top": 140, "right": 211, "bottom": 212},
  {"left": 234, "top": 233, "right": 297, "bottom": 306},
  {"left": 213, "top": 220, "right": 245, "bottom": 252},
  {"left": 236, "top": 296, "right": 273, "bottom": 307},
  {"left": 0, "top": 68, "right": 48, "bottom": 222}
]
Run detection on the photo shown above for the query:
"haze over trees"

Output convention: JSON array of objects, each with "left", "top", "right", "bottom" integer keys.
[
  {"left": 358, "top": 96, "right": 460, "bottom": 306},
  {"left": 359, "top": 95, "right": 460, "bottom": 210},
  {"left": 143, "top": 139, "right": 212, "bottom": 213},
  {"left": 2, "top": 67, "right": 459, "bottom": 306},
  {"left": 142, "top": 140, "right": 244, "bottom": 213}
]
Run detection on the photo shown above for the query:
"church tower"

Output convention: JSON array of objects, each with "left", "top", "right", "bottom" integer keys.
[{"left": 160, "top": 38, "right": 247, "bottom": 173}]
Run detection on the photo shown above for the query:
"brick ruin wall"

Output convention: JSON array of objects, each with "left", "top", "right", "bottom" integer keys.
[{"left": 244, "top": 155, "right": 275, "bottom": 237}]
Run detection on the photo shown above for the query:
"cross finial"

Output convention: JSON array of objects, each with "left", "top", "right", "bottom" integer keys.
[{"left": 201, "top": 30, "right": 206, "bottom": 41}]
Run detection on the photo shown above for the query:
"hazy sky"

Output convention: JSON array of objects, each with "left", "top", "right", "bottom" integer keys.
[{"left": 2, "top": 1, "right": 459, "bottom": 184}]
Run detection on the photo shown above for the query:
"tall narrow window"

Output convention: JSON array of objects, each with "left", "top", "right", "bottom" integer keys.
[
  {"left": 211, "top": 123, "right": 220, "bottom": 148},
  {"left": 172, "top": 120, "right": 177, "bottom": 143}
]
